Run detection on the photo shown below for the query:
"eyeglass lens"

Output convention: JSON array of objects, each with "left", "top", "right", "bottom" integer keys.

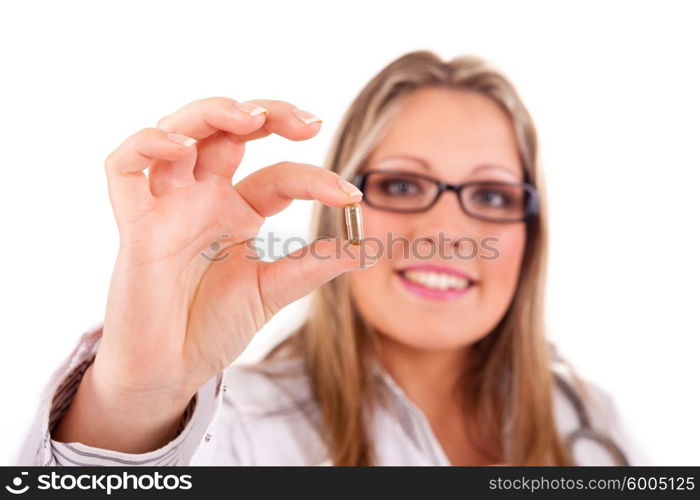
[{"left": 362, "top": 171, "right": 530, "bottom": 221}]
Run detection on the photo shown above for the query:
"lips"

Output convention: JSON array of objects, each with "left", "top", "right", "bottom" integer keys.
[{"left": 395, "top": 264, "right": 477, "bottom": 301}]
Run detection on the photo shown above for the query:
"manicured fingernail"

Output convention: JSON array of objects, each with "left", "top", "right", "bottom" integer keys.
[
  {"left": 166, "top": 132, "right": 197, "bottom": 147},
  {"left": 234, "top": 101, "right": 269, "bottom": 117},
  {"left": 337, "top": 178, "right": 363, "bottom": 198},
  {"left": 291, "top": 107, "right": 322, "bottom": 124}
]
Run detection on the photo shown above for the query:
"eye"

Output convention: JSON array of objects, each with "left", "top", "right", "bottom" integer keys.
[
  {"left": 472, "top": 188, "right": 513, "bottom": 207},
  {"left": 378, "top": 177, "right": 423, "bottom": 197}
]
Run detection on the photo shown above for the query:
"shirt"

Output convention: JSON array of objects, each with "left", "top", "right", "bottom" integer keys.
[{"left": 13, "top": 324, "right": 649, "bottom": 466}]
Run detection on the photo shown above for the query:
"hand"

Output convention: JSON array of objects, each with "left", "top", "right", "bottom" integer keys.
[{"left": 96, "top": 97, "right": 374, "bottom": 410}]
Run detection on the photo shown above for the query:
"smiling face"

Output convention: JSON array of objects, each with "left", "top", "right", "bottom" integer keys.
[{"left": 349, "top": 86, "right": 527, "bottom": 351}]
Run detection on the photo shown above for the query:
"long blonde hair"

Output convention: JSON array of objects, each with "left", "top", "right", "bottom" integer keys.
[{"left": 267, "top": 50, "right": 573, "bottom": 465}]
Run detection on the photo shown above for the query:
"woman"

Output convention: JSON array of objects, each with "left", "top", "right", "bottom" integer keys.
[{"left": 16, "top": 50, "right": 644, "bottom": 466}]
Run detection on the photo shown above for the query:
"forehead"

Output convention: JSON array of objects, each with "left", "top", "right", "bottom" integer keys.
[{"left": 368, "top": 86, "right": 522, "bottom": 180}]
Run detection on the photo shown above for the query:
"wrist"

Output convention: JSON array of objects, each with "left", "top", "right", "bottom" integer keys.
[{"left": 88, "top": 362, "right": 196, "bottom": 421}]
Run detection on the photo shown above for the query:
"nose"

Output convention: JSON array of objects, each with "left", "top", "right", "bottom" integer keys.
[{"left": 407, "top": 188, "right": 478, "bottom": 257}]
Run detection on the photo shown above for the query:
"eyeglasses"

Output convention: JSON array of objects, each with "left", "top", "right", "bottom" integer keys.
[{"left": 352, "top": 170, "right": 539, "bottom": 223}]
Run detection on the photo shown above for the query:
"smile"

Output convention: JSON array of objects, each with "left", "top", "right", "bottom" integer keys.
[{"left": 395, "top": 265, "right": 477, "bottom": 301}]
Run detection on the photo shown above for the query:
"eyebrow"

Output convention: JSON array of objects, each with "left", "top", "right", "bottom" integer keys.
[
  {"left": 373, "top": 154, "right": 521, "bottom": 180},
  {"left": 471, "top": 163, "right": 520, "bottom": 179}
]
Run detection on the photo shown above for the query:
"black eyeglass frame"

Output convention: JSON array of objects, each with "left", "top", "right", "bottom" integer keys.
[{"left": 352, "top": 169, "right": 540, "bottom": 224}]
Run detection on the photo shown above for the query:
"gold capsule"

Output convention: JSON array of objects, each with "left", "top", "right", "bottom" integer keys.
[{"left": 344, "top": 203, "right": 364, "bottom": 245}]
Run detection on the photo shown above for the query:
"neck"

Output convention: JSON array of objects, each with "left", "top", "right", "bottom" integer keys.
[
  {"left": 374, "top": 335, "right": 500, "bottom": 465},
  {"left": 375, "top": 335, "right": 470, "bottom": 419}
]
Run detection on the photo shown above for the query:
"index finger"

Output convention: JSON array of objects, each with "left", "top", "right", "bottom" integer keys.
[
  {"left": 155, "top": 97, "right": 268, "bottom": 140},
  {"left": 156, "top": 97, "right": 322, "bottom": 144},
  {"left": 235, "top": 162, "right": 363, "bottom": 218}
]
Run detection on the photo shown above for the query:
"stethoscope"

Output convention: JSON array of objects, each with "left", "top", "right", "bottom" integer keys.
[{"left": 553, "top": 371, "right": 630, "bottom": 466}]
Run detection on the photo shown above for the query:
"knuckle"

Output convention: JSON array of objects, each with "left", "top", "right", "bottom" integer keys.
[
  {"left": 262, "top": 162, "right": 290, "bottom": 180},
  {"left": 268, "top": 160, "right": 288, "bottom": 171},
  {"left": 155, "top": 114, "right": 172, "bottom": 129},
  {"left": 130, "top": 127, "right": 164, "bottom": 151},
  {"left": 104, "top": 147, "right": 125, "bottom": 175},
  {"left": 297, "top": 257, "right": 313, "bottom": 282},
  {"left": 104, "top": 150, "right": 116, "bottom": 172},
  {"left": 136, "top": 127, "right": 160, "bottom": 141},
  {"left": 104, "top": 128, "right": 158, "bottom": 173},
  {"left": 195, "top": 96, "right": 236, "bottom": 114},
  {"left": 262, "top": 98, "right": 286, "bottom": 107},
  {"left": 209, "top": 96, "right": 236, "bottom": 106},
  {"left": 141, "top": 126, "right": 161, "bottom": 135}
]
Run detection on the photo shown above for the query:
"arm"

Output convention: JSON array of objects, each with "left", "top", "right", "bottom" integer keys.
[{"left": 13, "top": 325, "right": 224, "bottom": 466}]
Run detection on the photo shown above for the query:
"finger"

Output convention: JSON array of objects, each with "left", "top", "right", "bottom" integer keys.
[
  {"left": 148, "top": 143, "right": 198, "bottom": 197},
  {"left": 228, "top": 99, "right": 322, "bottom": 143},
  {"left": 105, "top": 128, "right": 197, "bottom": 221},
  {"left": 155, "top": 97, "right": 267, "bottom": 185},
  {"left": 192, "top": 99, "right": 323, "bottom": 182},
  {"left": 190, "top": 130, "right": 246, "bottom": 182},
  {"left": 259, "top": 238, "right": 379, "bottom": 316},
  {"left": 156, "top": 96, "right": 269, "bottom": 140},
  {"left": 235, "top": 162, "right": 363, "bottom": 217}
]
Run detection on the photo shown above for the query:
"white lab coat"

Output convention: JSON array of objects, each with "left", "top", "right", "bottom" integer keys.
[{"left": 13, "top": 324, "right": 649, "bottom": 466}]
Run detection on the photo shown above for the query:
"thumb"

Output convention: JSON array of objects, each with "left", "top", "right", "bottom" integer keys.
[{"left": 259, "top": 237, "right": 380, "bottom": 313}]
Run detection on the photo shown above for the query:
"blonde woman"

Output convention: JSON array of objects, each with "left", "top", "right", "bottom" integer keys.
[{"left": 16, "top": 51, "right": 644, "bottom": 466}]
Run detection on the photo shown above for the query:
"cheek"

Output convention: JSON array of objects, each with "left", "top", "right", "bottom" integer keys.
[
  {"left": 478, "top": 226, "right": 527, "bottom": 305},
  {"left": 349, "top": 255, "right": 392, "bottom": 305},
  {"left": 361, "top": 206, "right": 402, "bottom": 240},
  {"left": 348, "top": 208, "right": 407, "bottom": 330}
]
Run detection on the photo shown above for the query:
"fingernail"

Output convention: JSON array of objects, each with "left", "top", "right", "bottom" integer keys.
[
  {"left": 337, "top": 178, "right": 363, "bottom": 198},
  {"left": 166, "top": 132, "right": 197, "bottom": 147},
  {"left": 291, "top": 107, "right": 322, "bottom": 125},
  {"left": 234, "top": 101, "right": 269, "bottom": 117}
]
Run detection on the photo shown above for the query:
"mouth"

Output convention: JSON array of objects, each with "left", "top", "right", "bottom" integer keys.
[{"left": 395, "top": 264, "right": 477, "bottom": 301}]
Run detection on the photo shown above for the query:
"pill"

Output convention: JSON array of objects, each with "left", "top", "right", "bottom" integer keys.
[{"left": 344, "top": 203, "right": 364, "bottom": 245}]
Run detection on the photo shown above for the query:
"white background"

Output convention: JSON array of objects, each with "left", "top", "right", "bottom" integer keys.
[{"left": 1, "top": 0, "right": 698, "bottom": 465}]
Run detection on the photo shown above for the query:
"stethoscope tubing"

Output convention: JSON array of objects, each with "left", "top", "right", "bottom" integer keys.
[{"left": 554, "top": 372, "right": 630, "bottom": 466}]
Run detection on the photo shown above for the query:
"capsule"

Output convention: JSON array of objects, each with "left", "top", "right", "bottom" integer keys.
[{"left": 344, "top": 203, "right": 364, "bottom": 245}]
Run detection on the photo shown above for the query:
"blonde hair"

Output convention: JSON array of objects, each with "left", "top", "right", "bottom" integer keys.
[{"left": 267, "top": 50, "right": 573, "bottom": 465}]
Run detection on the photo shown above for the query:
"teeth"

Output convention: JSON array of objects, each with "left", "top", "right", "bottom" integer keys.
[{"left": 402, "top": 270, "right": 470, "bottom": 291}]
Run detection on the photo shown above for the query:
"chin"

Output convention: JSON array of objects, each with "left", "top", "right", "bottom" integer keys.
[
  {"left": 351, "top": 271, "right": 501, "bottom": 352},
  {"left": 374, "top": 316, "right": 488, "bottom": 352}
]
